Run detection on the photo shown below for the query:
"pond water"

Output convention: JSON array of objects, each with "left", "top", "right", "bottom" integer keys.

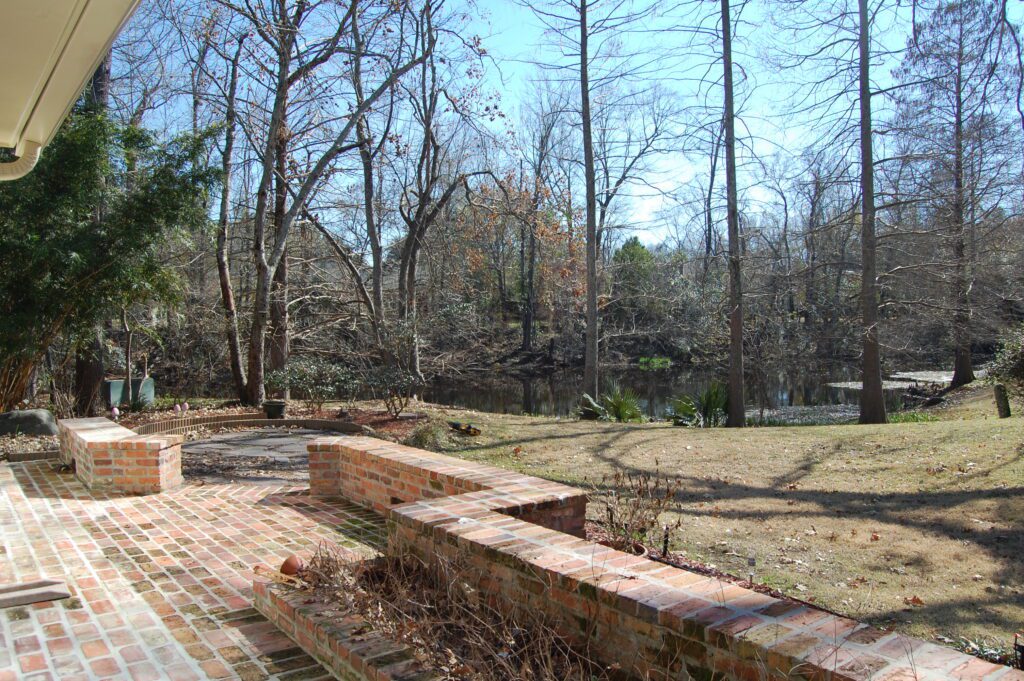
[{"left": 422, "top": 364, "right": 916, "bottom": 420}]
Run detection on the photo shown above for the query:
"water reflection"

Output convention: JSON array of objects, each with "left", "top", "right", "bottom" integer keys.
[{"left": 422, "top": 365, "right": 906, "bottom": 418}]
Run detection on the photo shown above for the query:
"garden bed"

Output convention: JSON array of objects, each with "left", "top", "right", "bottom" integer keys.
[
  {"left": 0, "top": 432, "right": 58, "bottom": 461},
  {"left": 261, "top": 547, "right": 619, "bottom": 681}
]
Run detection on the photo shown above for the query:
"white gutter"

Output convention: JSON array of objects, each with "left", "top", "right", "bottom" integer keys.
[
  {"left": 0, "top": 0, "right": 142, "bottom": 182},
  {"left": 0, "top": 140, "right": 43, "bottom": 181}
]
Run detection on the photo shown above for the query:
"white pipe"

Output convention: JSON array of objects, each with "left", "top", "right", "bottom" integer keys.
[{"left": 0, "top": 141, "right": 42, "bottom": 181}]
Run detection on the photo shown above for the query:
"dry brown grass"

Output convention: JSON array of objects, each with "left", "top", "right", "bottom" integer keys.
[
  {"left": 373, "top": 387, "right": 1024, "bottom": 660},
  {"left": 300, "top": 544, "right": 619, "bottom": 681}
]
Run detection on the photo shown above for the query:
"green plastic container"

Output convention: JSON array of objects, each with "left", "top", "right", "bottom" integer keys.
[{"left": 102, "top": 378, "right": 155, "bottom": 407}]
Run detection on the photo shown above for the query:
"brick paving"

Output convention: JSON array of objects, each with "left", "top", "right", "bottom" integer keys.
[{"left": 0, "top": 460, "right": 385, "bottom": 681}]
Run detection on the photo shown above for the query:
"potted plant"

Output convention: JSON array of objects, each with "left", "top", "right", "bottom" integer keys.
[{"left": 264, "top": 370, "right": 288, "bottom": 419}]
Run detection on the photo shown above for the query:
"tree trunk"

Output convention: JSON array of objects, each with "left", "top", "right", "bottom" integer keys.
[
  {"left": 74, "top": 328, "right": 105, "bottom": 416},
  {"left": 404, "top": 242, "right": 423, "bottom": 380},
  {"left": 245, "top": 29, "right": 292, "bottom": 406},
  {"left": 950, "top": 35, "right": 974, "bottom": 388},
  {"left": 269, "top": 115, "right": 290, "bottom": 394},
  {"left": 522, "top": 220, "right": 537, "bottom": 352},
  {"left": 26, "top": 366, "right": 38, "bottom": 403},
  {"left": 804, "top": 179, "right": 821, "bottom": 354},
  {"left": 88, "top": 52, "right": 111, "bottom": 111},
  {"left": 217, "top": 37, "right": 247, "bottom": 401},
  {"left": 74, "top": 54, "right": 112, "bottom": 417},
  {"left": 518, "top": 206, "right": 526, "bottom": 331},
  {"left": 580, "top": 0, "right": 600, "bottom": 398},
  {"left": 857, "top": 0, "right": 886, "bottom": 424},
  {"left": 122, "top": 308, "right": 133, "bottom": 405},
  {"left": 722, "top": 0, "right": 745, "bottom": 428},
  {"left": 245, "top": 273, "right": 271, "bottom": 406},
  {"left": 357, "top": 116, "right": 384, "bottom": 325},
  {"left": 704, "top": 122, "right": 723, "bottom": 277}
]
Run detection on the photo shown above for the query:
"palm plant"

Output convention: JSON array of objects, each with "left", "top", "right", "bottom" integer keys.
[
  {"left": 670, "top": 382, "right": 729, "bottom": 427},
  {"left": 600, "top": 386, "right": 644, "bottom": 422}
]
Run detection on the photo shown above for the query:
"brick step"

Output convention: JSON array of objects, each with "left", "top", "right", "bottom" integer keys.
[{"left": 254, "top": 575, "right": 440, "bottom": 681}]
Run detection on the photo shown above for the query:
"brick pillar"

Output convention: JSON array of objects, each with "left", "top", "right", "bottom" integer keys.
[{"left": 308, "top": 440, "right": 342, "bottom": 498}]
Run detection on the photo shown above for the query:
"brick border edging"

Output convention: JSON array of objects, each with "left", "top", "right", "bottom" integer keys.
[
  {"left": 133, "top": 413, "right": 366, "bottom": 436},
  {"left": 7, "top": 449, "right": 59, "bottom": 463},
  {"left": 302, "top": 436, "right": 1022, "bottom": 681},
  {"left": 253, "top": 573, "right": 440, "bottom": 681}
]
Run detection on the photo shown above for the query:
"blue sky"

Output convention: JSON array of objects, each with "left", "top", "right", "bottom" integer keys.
[{"left": 461, "top": 0, "right": 1024, "bottom": 246}]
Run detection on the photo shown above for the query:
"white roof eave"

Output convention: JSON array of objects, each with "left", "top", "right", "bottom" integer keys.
[{"left": 0, "top": 0, "right": 142, "bottom": 180}]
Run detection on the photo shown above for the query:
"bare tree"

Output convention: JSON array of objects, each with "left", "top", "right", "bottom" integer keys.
[
  {"left": 215, "top": 0, "right": 434, "bottom": 404},
  {"left": 518, "top": 84, "right": 568, "bottom": 352},
  {"left": 771, "top": 0, "right": 895, "bottom": 423},
  {"left": 216, "top": 34, "right": 248, "bottom": 399},
  {"left": 721, "top": 0, "right": 745, "bottom": 427},
  {"left": 520, "top": 0, "right": 666, "bottom": 398},
  {"left": 857, "top": 0, "right": 886, "bottom": 423},
  {"left": 894, "top": 0, "right": 1021, "bottom": 387},
  {"left": 392, "top": 18, "right": 489, "bottom": 378}
]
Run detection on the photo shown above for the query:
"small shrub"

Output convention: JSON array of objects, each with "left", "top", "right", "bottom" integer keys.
[
  {"left": 590, "top": 467, "right": 682, "bottom": 554},
  {"left": 991, "top": 323, "right": 1024, "bottom": 395},
  {"left": 600, "top": 386, "right": 643, "bottom": 422},
  {"left": 48, "top": 383, "right": 76, "bottom": 419},
  {"left": 402, "top": 419, "right": 451, "bottom": 451},
  {"left": 670, "top": 382, "right": 728, "bottom": 427},
  {"left": 638, "top": 356, "right": 672, "bottom": 370},
  {"left": 150, "top": 396, "right": 223, "bottom": 410},
  {"left": 264, "top": 370, "right": 288, "bottom": 400},
  {"left": 269, "top": 358, "right": 357, "bottom": 412},
  {"left": 128, "top": 396, "right": 151, "bottom": 413},
  {"left": 364, "top": 365, "right": 422, "bottom": 418}
]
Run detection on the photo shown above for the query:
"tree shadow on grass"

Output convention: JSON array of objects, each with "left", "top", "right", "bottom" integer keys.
[
  {"left": 582, "top": 444, "right": 1024, "bottom": 642},
  {"left": 443, "top": 422, "right": 650, "bottom": 457}
]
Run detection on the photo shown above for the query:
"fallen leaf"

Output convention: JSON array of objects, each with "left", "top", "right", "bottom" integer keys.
[{"left": 903, "top": 595, "right": 925, "bottom": 607}]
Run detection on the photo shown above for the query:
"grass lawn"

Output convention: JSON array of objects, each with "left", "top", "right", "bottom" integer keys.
[{"left": 403, "top": 386, "right": 1023, "bottom": 656}]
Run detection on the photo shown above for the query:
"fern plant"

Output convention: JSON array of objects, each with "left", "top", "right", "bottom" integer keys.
[{"left": 670, "top": 382, "right": 728, "bottom": 427}]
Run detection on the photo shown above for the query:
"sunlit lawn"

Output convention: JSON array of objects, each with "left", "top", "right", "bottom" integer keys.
[{"left": 403, "top": 386, "right": 1023, "bottom": 656}]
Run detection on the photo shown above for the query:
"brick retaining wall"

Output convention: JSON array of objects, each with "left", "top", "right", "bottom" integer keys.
[
  {"left": 303, "top": 435, "right": 1022, "bottom": 681},
  {"left": 58, "top": 417, "right": 183, "bottom": 494}
]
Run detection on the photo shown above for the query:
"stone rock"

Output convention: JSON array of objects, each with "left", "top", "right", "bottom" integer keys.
[{"left": 0, "top": 409, "right": 59, "bottom": 436}]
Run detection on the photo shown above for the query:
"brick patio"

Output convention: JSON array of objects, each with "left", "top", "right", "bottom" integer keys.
[{"left": 0, "top": 460, "right": 385, "bottom": 681}]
